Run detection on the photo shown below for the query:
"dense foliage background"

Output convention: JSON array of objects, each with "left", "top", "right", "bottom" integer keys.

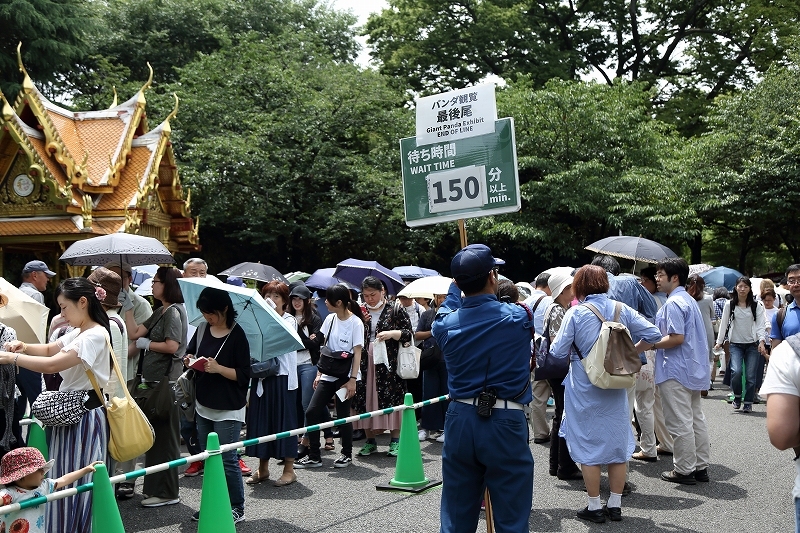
[{"left": 3, "top": 0, "right": 800, "bottom": 280}]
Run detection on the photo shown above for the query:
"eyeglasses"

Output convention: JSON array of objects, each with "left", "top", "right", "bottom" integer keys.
[
  {"left": 152, "top": 279, "right": 162, "bottom": 284},
  {"left": 788, "top": 279, "right": 800, "bottom": 286},
  {"left": 654, "top": 273, "right": 667, "bottom": 280}
]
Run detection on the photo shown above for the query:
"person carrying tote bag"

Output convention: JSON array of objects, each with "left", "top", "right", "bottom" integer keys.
[
  {"left": 123, "top": 267, "right": 187, "bottom": 508},
  {"left": 0, "top": 278, "right": 113, "bottom": 533}
]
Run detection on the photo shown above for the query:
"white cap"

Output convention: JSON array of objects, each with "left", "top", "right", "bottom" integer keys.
[{"left": 548, "top": 270, "right": 574, "bottom": 300}]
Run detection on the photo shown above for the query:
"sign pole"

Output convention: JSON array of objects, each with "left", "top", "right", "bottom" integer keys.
[{"left": 458, "top": 219, "right": 468, "bottom": 248}]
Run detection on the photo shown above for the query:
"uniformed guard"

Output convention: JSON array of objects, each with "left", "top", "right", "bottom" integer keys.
[{"left": 432, "top": 244, "right": 534, "bottom": 533}]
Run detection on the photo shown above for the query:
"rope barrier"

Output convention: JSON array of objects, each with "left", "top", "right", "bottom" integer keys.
[{"left": 0, "top": 394, "right": 450, "bottom": 515}]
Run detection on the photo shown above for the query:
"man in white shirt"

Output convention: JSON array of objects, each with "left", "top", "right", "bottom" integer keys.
[
  {"left": 18, "top": 260, "right": 55, "bottom": 304},
  {"left": 761, "top": 334, "right": 800, "bottom": 532},
  {"left": 524, "top": 272, "right": 554, "bottom": 444}
]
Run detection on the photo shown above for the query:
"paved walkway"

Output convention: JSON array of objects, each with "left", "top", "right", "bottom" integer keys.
[{"left": 117, "top": 385, "right": 793, "bottom": 532}]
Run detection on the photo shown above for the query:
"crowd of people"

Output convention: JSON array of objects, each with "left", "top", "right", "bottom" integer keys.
[{"left": 0, "top": 251, "right": 797, "bottom": 532}]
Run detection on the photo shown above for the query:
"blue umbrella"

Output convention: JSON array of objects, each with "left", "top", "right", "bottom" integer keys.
[
  {"left": 178, "top": 277, "right": 303, "bottom": 361},
  {"left": 131, "top": 264, "right": 158, "bottom": 286},
  {"left": 305, "top": 268, "right": 357, "bottom": 291},
  {"left": 700, "top": 266, "right": 744, "bottom": 291},
  {"left": 392, "top": 265, "right": 441, "bottom": 280},
  {"left": 334, "top": 259, "right": 406, "bottom": 295}
]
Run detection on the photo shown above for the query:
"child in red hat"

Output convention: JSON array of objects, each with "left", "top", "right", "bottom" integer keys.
[{"left": 0, "top": 447, "right": 100, "bottom": 533}]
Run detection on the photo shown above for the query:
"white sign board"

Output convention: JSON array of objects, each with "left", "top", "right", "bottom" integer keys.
[{"left": 415, "top": 84, "right": 497, "bottom": 146}]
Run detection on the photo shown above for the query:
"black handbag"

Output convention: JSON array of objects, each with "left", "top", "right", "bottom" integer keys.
[
  {"left": 250, "top": 357, "right": 280, "bottom": 379},
  {"left": 419, "top": 343, "right": 442, "bottom": 371},
  {"left": 317, "top": 317, "right": 354, "bottom": 379}
]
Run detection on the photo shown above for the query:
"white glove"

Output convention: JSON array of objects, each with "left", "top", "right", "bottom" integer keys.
[{"left": 135, "top": 338, "right": 151, "bottom": 350}]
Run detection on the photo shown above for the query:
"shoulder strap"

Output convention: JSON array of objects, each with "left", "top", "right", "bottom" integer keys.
[
  {"left": 513, "top": 302, "right": 535, "bottom": 340},
  {"left": 613, "top": 302, "right": 622, "bottom": 322},
  {"left": 778, "top": 307, "right": 787, "bottom": 338},
  {"left": 786, "top": 334, "right": 800, "bottom": 359},
  {"left": 584, "top": 302, "right": 607, "bottom": 324},
  {"left": 109, "top": 316, "right": 124, "bottom": 336},
  {"left": 531, "top": 295, "right": 546, "bottom": 313},
  {"left": 86, "top": 335, "right": 131, "bottom": 404}
]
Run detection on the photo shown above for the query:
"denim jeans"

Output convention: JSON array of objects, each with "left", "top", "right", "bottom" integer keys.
[
  {"left": 196, "top": 415, "right": 244, "bottom": 509},
  {"left": 729, "top": 342, "right": 759, "bottom": 404},
  {"left": 795, "top": 497, "right": 800, "bottom": 533}
]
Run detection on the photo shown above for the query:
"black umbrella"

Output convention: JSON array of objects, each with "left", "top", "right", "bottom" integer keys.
[
  {"left": 60, "top": 234, "right": 175, "bottom": 266},
  {"left": 218, "top": 262, "right": 288, "bottom": 284},
  {"left": 585, "top": 236, "right": 677, "bottom": 264}
]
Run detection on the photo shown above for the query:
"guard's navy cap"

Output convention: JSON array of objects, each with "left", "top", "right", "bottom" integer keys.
[{"left": 451, "top": 244, "right": 505, "bottom": 284}]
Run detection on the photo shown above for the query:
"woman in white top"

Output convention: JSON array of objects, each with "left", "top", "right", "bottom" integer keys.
[
  {"left": 245, "top": 282, "right": 299, "bottom": 486},
  {"left": 714, "top": 276, "right": 766, "bottom": 412},
  {"left": 296, "top": 283, "right": 364, "bottom": 468},
  {"left": 0, "top": 278, "right": 111, "bottom": 533}
]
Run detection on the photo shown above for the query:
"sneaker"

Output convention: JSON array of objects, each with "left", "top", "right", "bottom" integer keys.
[
  {"left": 742, "top": 403, "right": 752, "bottom": 413},
  {"left": 238, "top": 458, "right": 252, "bottom": 475},
  {"left": 754, "top": 394, "right": 763, "bottom": 404},
  {"left": 727, "top": 393, "right": 735, "bottom": 403},
  {"left": 418, "top": 429, "right": 429, "bottom": 441},
  {"left": 352, "top": 429, "right": 366, "bottom": 441},
  {"left": 295, "top": 456, "right": 322, "bottom": 469},
  {"left": 191, "top": 510, "right": 200, "bottom": 522},
  {"left": 184, "top": 461, "right": 204, "bottom": 477},
  {"left": 357, "top": 443, "right": 378, "bottom": 456},
  {"left": 435, "top": 432, "right": 445, "bottom": 443},
  {"left": 732, "top": 399, "right": 741, "bottom": 410},
  {"left": 387, "top": 441, "right": 400, "bottom": 457},
  {"left": 232, "top": 507, "right": 245, "bottom": 524},
  {"left": 141, "top": 496, "right": 180, "bottom": 508},
  {"left": 428, "top": 430, "right": 443, "bottom": 441},
  {"left": 333, "top": 454, "right": 352, "bottom": 468}
]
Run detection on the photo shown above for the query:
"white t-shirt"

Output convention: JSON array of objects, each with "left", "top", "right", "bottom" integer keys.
[
  {"left": 0, "top": 478, "right": 57, "bottom": 533},
  {"left": 319, "top": 313, "right": 364, "bottom": 382},
  {"left": 56, "top": 326, "right": 111, "bottom": 391},
  {"left": 760, "top": 340, "right": 800, "bottom": 498}
]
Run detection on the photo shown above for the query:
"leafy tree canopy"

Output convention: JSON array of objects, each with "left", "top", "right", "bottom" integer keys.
[{"left": 0, "top": 0, "right": 99, "bottom": 95}]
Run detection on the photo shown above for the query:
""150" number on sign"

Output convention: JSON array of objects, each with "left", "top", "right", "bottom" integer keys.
[{"left": 426, "top": 165, "right": 488, "bottom": 214}]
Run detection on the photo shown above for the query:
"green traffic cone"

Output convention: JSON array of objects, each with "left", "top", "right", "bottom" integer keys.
[
  {"left": 26, "top": 416, "right": 47, "bottom": 461},
  {"left": 377, "top": 393, "right": 442, "bottom": 493},
  {"left": 198, "top": 432, "right": 236, "bottom": 533},
  {"left": 91, "top": 463, "right": 125, "bottom": 533}
]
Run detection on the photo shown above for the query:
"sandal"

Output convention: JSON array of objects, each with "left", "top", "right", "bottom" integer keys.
[
  {"left": 245, "top": 471, "right": 269, "bottom": 485},
  {"left": 324, "top": 439, "right": 335, "bottom": 451},
  {"left": 115, "top": 482, "right": 135, "bottom": 499}
]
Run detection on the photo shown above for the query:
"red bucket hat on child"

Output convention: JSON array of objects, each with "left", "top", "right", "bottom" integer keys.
[{"left": 0, "top": 447, "right": 55, "bottom": 485}]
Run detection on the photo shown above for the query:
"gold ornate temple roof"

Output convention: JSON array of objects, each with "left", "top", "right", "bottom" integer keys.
[{"left": 0, "top": 46, "right": 199, "bottom": 256}]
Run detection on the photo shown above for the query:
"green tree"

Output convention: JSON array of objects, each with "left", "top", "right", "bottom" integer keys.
[
  {"left": 0, "top": 0, "right": 99, "bottom": 95},
  {"left": 681, "top": 62, "right": 800, "bottom": 271},
  {"left": 462, "top": 79, "right": 678, "bottom": 278},
  {"left": 55, "top": 0, "right": 361, "bottom": 110},
  {"left": 367, "top": 0, "right": 800, "bottom": 135},
  {"left": 170, "top": 34, "right": 428, "bottom": 273}
]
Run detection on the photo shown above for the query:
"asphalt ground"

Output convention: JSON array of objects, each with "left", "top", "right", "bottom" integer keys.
[{"left": 115, "top": 383, "right": 794, "bottom": 532}]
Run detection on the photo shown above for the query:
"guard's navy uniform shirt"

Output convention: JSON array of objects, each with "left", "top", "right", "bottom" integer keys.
[{"left": 432, "top": 282, "right": 533, "bottom": 403}]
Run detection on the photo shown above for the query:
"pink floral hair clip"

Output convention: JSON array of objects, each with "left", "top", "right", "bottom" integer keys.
[{"left": 94, "top": 286, "right": 107, "bottom": 302}]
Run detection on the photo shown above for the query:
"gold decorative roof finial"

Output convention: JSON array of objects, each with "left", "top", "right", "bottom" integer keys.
[
  {"left": 0, "top": 90, "right": 12, "bottom": 121},
  {"left": 16, "top": 43, "right": 34, "bottom": 92},
  {"left": 137, "top": 63, "right": 154, "bottom": 105},
  {"left": 16, "top": 42, "right": 28, "bottom": 78},
  {"left": 166, "top": 93, "right": 179, "bottom": 122},
  {"left": 108, "top": 86, "right": 118, "bottom": 109}
]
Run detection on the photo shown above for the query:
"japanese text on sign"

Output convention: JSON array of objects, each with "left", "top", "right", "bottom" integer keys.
[{"left": 416, "top": 84, "right": 497, "bottom": 145}]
